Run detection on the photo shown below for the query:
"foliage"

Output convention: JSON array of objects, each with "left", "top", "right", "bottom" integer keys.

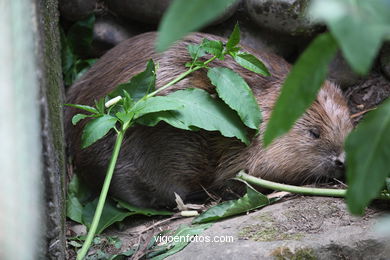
[
  {"left": 61, "top": 15, "right": 96, "bottom": 86},
  {"left": 66, "top": 175, "right": 173, "bottom": 234},
  {"left": 193, "top": 182, "right": 271, "bottom": 224},
  {"left": 156, "top": 0, "right": 237, "bottom": 51},
  {"left": 345, "top": 99, "right": 390, "bottom": 214}
]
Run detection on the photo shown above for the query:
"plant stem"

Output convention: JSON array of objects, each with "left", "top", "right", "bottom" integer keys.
[
  {"left": 147, "top": 56, "right": 217, "bottom": 98},
  {"left": 237, "top": 171, "right": 390, "bottom": 200},
  {"left": 237, "top": 171, "right": 347, "bottom": 197},
  {"left": 76, "top": 130, "right": 125, "bottom": 260}
]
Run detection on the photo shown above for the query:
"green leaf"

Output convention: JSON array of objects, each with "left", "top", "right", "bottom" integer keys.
[
  {"left": 136, "top": 110, "right": 190, "bottom": 130},
  {"left": 110, "top": 60, "right": 156, "bottom": 101},
  {"left": 137, "top": 88, "right": 250, "bottom": 144},
  {"left": 187, "top": 43, "right": 207, "bottom": 60},
  {"left": 67, "top": 196, "right": 84, "bottom": 223},
  {"left": 386, "top": 178, "right": 390, "bottom": 193},
  {"left": 201, "top": 39, "right": 224, "bottom": 59},
  {"left": 81, "top": 115, "right": 118, "bottom": 148},
  {"left": 207, "top": 67, "right": 261, "bottom": 130},
  {"left": 192, "top": 184, "right": 269, "bottom": 224},
  {"left": 132, "top": 96, "right": 184, "bottom": 119},
  {"left": 156, "top": 0, "right": 237, "bottom": 51},
  {"left": 67, "top": 15, "right": 95, "bottom": 56},
  {"left": 310, "top": 0, "right": 390, "bottom": 74},
  {"left": 346, "top": 99, "right": 390, "bottom": 215},
  {"left": 74, "top": 58, "right": 97, "bottom": 81},
  {"left": 82, "top": 199, "right": 135, "bottom": 234},
  {"left": 95, "top": 97, "right": 106, "bottom": 114},
  {"left": 149, "top": 224, "right": 212, "bottom": 260},
  {"left": 66, "top": 104, "right": 99, "bottom": 114},
  {"left": 116, "top": 200, "right": 173, "bottom": 216},
  {"left": 60, "top": 28, "right": 75, "bottom": 75},
  {"left": 72, "top": 113, "right": 89, "bottom": 125},
  {"left": 226, "top": 23, "right": 240, "bottom": 50},
  {"left": 66, "top": 175, "right": 93, "bottom": 223},
  {"left": 116, "top": 111, "right": 134, "bottom": 124},
  {"left": 232, "top": 52, "right": 270, "bottom": 76},
  {"left": 263, "top": 32, "right": 338, "bottom": 146}
]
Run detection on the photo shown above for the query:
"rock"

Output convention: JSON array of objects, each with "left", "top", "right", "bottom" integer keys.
[
  {"left": 244, "top": 0, "right": 323, "bottom": 36},
  {"left": 90, "top": 15, "right": 139, "bottom": 57},
  {"left": 380, "top": 43, "right": 390, "bottom": 80},
  {"left": 107, "top": 0, "right": 170, "bottom": 25},
  {"left": 345, "top": 72, "right": 390, "bottom": 124},
  {"left": 59, "top": 0, "right": 97, "bottom": 21},
  {"left": 107, "top": 0, "right": 240, "bottom": 25},
  {"left": 167, "top": 197, "right": 390, "bottom": 259},
  {"left": 328, "top": 51, "right": 363, "bottom": 89}
]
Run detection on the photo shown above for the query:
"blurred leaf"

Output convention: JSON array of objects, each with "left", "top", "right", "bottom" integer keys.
[
  {"left": 157, "top": 0, "right": 237, "bottom": 51},
  {"left": 60, "top": 28, "right": 75, "bottom": 74},
  {"left": 346, "top": 99, "right": 390, "bottom": 215},
  {"left": 74, "top": 59, "right": 97, "bottom": 81},
  {"left": 149, "top": 224, "right": 212, "bottom": 260},
  {"left": 81, "top": 115, "right": 118, "bottom": 148},
  {"left": 67, "top": 15, "right": 95, "bottom": 56},
  {"left": 193, "top": 184, "right": 269, "bottom": 224},
  {"left": 226, "top": 23, "right": 240, "bottom": 50},
  {"left": 232, "top": 52, "right": 270, "bottom": 76},
  {"left": 264, "top": 32, "right": 338, "bottom": 146},
  {"left": 66, "top": 175, "right": 93, "bottom": 223},
  {"left": 110, "top": 60, "right": 156, "bottom": 101},
  {"left": 137, "top": 88, "right": 250, "bottom": 144},
  {"left": 310, "top": 0, "right": 390, "bottom": 74},
  {"left": 208, "top": 67, "right": 261, "bottom": 130},
  {"left": 116, "top": 200, "right": 173, "bottom": 216},
  {"left": 386, "top": 178, "right": 390, "bottom": 192},
  {"left": 67, "top": 196, "right": 84, "bottom": 224},
  {"left": 82, "top": 199, "right": 135, "bottom": 234}
]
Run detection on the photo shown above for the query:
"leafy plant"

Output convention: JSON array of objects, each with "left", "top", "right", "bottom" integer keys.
[
  {"left": 192, "top": 181, "right": 271, "bottom": 224},
  {"left": 68, "top": 25, "right": 269, "bottom": 259},
  {"left": 61, "top": 15, "right": 96, "bottom": 86}
]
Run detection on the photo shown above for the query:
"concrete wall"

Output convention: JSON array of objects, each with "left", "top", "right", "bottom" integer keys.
[{"left": 0, "top": 0, "right": 66, "bottom": 259}]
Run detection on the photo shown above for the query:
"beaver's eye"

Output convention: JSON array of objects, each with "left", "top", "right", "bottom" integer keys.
[{"left": 309, "top": 128, "right": 320, "bottom": 139}]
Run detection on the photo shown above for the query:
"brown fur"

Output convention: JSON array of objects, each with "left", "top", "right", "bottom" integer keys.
[{"left": 65, "top": 32, "right": 353, "bottom": 208}]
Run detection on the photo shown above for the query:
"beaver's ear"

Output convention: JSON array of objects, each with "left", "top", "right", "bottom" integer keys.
[{"left": 308, "top": 128, "right": 320, "bottom": 139}]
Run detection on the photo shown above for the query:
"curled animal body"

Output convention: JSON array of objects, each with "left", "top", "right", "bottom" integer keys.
[{"left": 65, "top": 32, "right": 353, "bottom": 209}]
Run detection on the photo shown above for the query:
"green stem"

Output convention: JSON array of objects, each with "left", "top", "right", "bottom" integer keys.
[
  {"left": 237, "top": 171, "right": 346, "bottom": 197},
  {"left": 76, "top": 130, "right": 125, "bottom": 260},
  {"left": 237, "top": 171, "right": 390, "bottom": 200},
  {"left": 147, "top": 56, "right": 217, "bottom": 98}
]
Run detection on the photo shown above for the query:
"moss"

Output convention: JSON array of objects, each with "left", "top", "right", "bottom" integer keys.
[
  {"left": 238, "top": 224, "right": 304, "bottom": 242},
  {"left": 255, "top": 212, "right": 274, "bottom": 223},
  {"left": 271, "top": 247, "right": 317, "bottom": 260}
]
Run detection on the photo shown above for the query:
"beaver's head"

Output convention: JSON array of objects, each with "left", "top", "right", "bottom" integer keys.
[{"left": 250, "top": 81, "right": 353, "bottom": 184}]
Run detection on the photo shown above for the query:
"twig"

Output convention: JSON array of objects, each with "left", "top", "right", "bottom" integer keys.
[{"left": 350, "top": 107, "right": 376, "bottom": 118}]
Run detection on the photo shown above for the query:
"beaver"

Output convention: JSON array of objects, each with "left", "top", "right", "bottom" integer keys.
[{"left": 65, "top": 32, "right": 353, "bottom": 209}]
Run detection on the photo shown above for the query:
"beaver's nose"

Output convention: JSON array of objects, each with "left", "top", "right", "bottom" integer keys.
[{"left": 334, "top": 152, "right": 345, "bottom": 171}]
